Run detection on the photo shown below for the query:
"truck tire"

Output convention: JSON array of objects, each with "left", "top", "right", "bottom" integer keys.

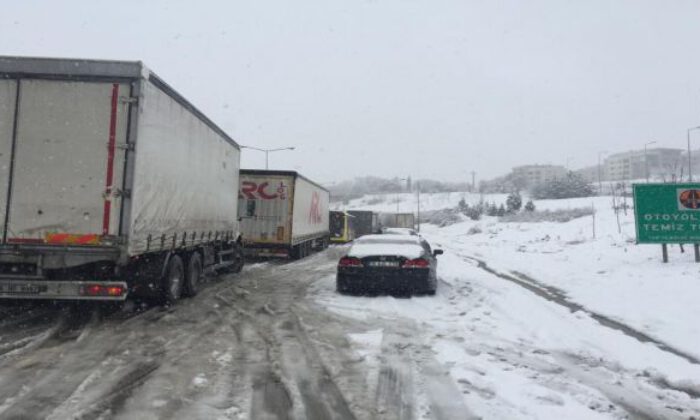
[
  {"left": 162, "top": 255, "right": 184, "bottom": 304},
  {"left": 183, "top": 252, "right": 203, "bottom": 297}
]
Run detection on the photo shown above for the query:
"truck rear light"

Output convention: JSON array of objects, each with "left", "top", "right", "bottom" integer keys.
[
  {"left": 81, "top": 284, "right": 126, "bottom": 297},
  {"left": 402, "top": 258, "right": 430, "bottom": 268},
  {"left": 338, "top": 257, "right": 363, "bottom": 267}
]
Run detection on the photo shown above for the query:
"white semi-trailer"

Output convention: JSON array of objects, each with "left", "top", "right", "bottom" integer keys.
[
  {"left": 0, "top": 56, "right": 243, "bottom": 303},
  {"left": 238, "top": 170, "right": 329, "bottom": 258}
]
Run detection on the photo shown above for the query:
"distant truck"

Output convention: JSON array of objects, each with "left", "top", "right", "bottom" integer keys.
[
  {"left": 330, "top": 211, "right": 356, "bottom": 243},
  {"left": 238, "top": 170, "right": 330, "bottom": 258},
  {"left": 347, "top": 210, "right": 376, "bottom": 237},
  {"left": 0, "top": 56, "right": 243, "bottom": 303},
  {"left": 378, "top": 212, "right": 416, "bottom": 230}
]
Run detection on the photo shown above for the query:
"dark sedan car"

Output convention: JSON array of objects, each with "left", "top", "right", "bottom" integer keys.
[{"left": 336, "top": 234, "right": 443, "bottom": 296}]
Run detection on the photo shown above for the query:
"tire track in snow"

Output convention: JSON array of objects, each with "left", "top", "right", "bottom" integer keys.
[{"left": 457, "top": 252, "right": 700, "bottom": 366}]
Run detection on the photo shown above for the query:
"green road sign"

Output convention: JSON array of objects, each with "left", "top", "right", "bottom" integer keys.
[{"left": 633, "top": 183, "right": 700, "bottom": 243}]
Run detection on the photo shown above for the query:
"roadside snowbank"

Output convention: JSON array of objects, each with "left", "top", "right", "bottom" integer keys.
[{"left": 423, "top": 195, "right": 700, "bottom": 361}]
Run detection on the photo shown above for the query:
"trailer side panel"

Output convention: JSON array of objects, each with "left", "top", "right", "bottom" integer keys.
[
  {"left": 291, "top": 176, "right": 329, "bottom": 245},
  {"left": 128, "top": 80, "right": 240, "bottom": 255}
]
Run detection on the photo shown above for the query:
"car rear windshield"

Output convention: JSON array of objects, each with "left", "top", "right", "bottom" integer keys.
[{"left": 354, "top": 237, "right": 419, "bottom": 246}]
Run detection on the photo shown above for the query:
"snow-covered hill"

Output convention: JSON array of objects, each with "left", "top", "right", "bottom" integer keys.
[{"left": 332, "top": 191, "right": 509, "bottom": 213}]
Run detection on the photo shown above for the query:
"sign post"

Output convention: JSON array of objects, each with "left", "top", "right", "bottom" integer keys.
[{"left": 633, "top": 183, "right": 700, "bottom": 263}]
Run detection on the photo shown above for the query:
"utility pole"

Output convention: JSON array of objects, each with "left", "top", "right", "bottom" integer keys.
[
  {"left": 396, "top": 177, "right": 408, "bottom": 213},
  {"left": 471, "top": 171, "right": 476, "bottom": 192},
  {"left": 688, "top": 126, "right": 700, "bottom": 182},
  {"left": 240, "top": 145, "right": 295, "bottom": 170},
  {"left": 597, "top": 151, "right": 607, "bottom": 195},
  {"left": 644, "top": 140, "right": 657, "bottom": 183},
  {"left": 416, "top": 182, "right": 421, "bottom": 232}
]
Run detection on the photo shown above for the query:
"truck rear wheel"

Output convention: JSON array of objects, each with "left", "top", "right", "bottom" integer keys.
[
  {"left": 162, "top": 255, "right": 184, "bottom": 304},
  {"left": 183, "top": 252, "right": 203, "bottom": 297}
]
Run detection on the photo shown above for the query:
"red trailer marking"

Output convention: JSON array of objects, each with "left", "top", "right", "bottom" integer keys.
[
  {"left": 102, "top": 84, "right": 119, "bottom": 236},
  {"left": 45, "top": 233, "right": 101, "bottom": 245},
  {"left": 308, "top": 191, "right": 322, "bottom": 224}
]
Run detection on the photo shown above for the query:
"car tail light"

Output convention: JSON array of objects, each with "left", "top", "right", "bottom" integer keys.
[
  {"left": 403, "top": 258, "right": 430, "bottom": 268},
  {"left": 81, "top": 284, "right": 126, "bottom": 297},
  {"left": 338, "top": 257, "right": 363, "bottom": 267}
]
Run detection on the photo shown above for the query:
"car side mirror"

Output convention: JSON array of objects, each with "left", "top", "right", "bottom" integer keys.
[{"left": 433, "top": 249, "right": 444, "bottom": 256}]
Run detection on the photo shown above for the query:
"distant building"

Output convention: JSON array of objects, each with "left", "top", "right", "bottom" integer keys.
[
  {"left": 604, "top": 148, "right": 683, "bottom": 181},
  {"left": 574, "top": 165, "right": 600, "bottom": 184},
  {"left": 511, "top": 164, "right": 567, "bottom": 188},
  {"left": 680, "top": 149, "right": 700, "bottom": 181}
]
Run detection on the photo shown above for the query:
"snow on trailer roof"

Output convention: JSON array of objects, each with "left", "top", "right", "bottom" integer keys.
[{"left": 348, "top": 234, "right": 424, "bottom": 259}]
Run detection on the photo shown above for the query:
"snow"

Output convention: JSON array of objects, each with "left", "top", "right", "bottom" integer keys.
[
  {"left": 424, "top": 195, "right": 700, "bottom": 362},
  {"left": 382, "top": 227, "right": 419, "bottom": 236},
  {"left": 316, "top": 191, "right": 700, "bottom": 418},
  {"left": 347, "top": 243, "right": 424, "bottom": 260},
  {"left": 332, "top": 191, "right": 509, "bottom": 213},
  {"left": 340, "top": 192, "right": 700, "bottom": 363},
  {"left": 348, "top": 235, "right": 425, "bottom": 259}
]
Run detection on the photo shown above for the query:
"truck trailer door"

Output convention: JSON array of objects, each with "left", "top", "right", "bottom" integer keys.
[{"left": 1, "top": 79, "right": 129, "bottom": 244}]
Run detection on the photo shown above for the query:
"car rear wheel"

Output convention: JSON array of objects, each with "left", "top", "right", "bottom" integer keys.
[{"left": 336, "top": 276, "right": 351, "bottom": 294}]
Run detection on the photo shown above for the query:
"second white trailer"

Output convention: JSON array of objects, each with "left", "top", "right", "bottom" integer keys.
[{"left": 238, "top": 170, "right": 330, "bottom": 258}]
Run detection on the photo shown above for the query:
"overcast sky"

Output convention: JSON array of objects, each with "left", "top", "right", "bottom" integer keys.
[{"left": 2, "top": 0, "right": 700, "bottom": 184}]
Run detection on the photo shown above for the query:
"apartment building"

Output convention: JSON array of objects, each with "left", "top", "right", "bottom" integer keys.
[
  {"left": 511, "top": 164, "right": 567, "bottom": 188},
  {"left": 604, "top": 148, "right": 682, "bottom": 181}
]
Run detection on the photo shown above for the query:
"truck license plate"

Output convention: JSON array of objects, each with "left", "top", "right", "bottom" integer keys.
[{"left": 0, "top": 283, "right": 42, "bottom": 295}]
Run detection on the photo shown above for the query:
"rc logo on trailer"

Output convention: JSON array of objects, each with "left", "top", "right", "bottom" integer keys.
[
  {"left": 677, "top": 189, "right": 700, "bottom": 210},
  {"left": 240, "top": 181, "right": 288, "bottom": 200}
]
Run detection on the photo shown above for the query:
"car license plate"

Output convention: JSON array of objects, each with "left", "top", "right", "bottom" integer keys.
[
  {"left": 0, "top": 283, "right": 42, "bottom": 295},
  {"left": 368, "top": 261, "right": 399, "bottom": 268}
]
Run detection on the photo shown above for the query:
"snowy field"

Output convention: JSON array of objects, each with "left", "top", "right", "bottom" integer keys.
[
  {"left": 314, "top": 192, "right": 700, "bottom": 418},
  {"left": 335, "top": 191, "right": 699, "bottom": 361},
  {"left": 331, "top": 191, "right": 509, "bottom": 213}
]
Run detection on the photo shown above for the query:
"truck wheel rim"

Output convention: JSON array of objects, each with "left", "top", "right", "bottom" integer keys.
[{"left": 170, "top": 267, "right": 182, "bottom": 297}]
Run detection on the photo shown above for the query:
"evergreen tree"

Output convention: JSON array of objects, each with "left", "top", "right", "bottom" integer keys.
[
  {"left": 458, "top": 198, "right": 468, "bottom": 212},
  {"left": 532, "top": 172, "right": 595, "bottom": 199},
  {"left": 486, "top": 202, "right": 498, "bottom": 216},
  {"left": 497, "top": 204, "right": 506, "bottom": 216},
  {"left": 506, "top": 192, "right": 522, "bottom": 213},
  {"left": 524, "top": 200, "right": 536, "bottom": 212}
]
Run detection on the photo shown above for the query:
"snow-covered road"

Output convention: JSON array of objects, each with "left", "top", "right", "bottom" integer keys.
[{"left": 0, "top": 243, "right": 698, "bottom": 419}]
